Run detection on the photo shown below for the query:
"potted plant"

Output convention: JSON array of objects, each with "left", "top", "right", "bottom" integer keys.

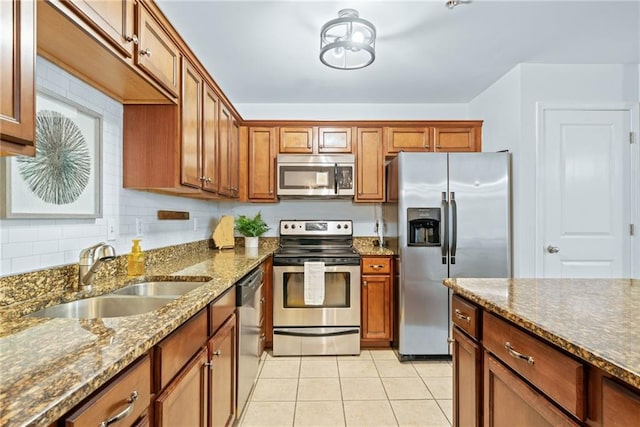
[{"left": 235, "top": 211, "right": 270, "bottom": 248}]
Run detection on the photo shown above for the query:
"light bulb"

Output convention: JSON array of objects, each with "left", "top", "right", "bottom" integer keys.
[
  {"left": 333, "top": 46, "right": 344, "bottom": 58},
  {"left": 352, "top": 31, "right": 364, "bottom": 43}
]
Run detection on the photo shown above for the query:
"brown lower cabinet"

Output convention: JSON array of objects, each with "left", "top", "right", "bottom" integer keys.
[
  {"left": 208, "top": 313, "right": 237, "bottom": 427},
  {"left": 452, "top": 326, "right": 481, "bottom": 427},
  {"left": 155, "top": 348, "right": 208, "bottom": 427},
  {"left": 360, "top": 256, "right": 394, "bottom": 347},
  {"left": 451, "top": 294, "right": 640, "bottom": 427}
]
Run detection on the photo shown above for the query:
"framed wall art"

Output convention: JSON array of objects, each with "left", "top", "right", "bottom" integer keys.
[{"left": 1, "top": 90, "right": 103, "bottom": 218}]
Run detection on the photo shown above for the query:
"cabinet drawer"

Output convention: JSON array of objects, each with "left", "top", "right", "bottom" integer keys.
[
  {"left": 210, "top": 286, "right": 236, "bottom": 335},
  {"left": 483, "top": 312, "right": 585, "bottom": 420},
  {"left": 452, "top": 295, "right": 479, "bottom": 339},
  {"left": 155, "top": 308, "right": 208, "bottom": 391},
  {"left": 65, "top": 355, "right": 151, "bottom": 427},
  {"left": 361, "top": 257, "right": 391, "bottom": 274},
  {"left": 602, "top": 378, "right": 640, "bottom": 426}
]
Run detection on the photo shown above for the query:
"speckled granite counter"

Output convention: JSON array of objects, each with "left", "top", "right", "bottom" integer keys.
[
  {"left": 0, "top": 240, "right": 277, "bottom": 427},
  {"left": 443, "top": 278, "right": 640, "bottom": 390},
  {"left": 352, "top": 237, "right": 395, "bottom": 256}
]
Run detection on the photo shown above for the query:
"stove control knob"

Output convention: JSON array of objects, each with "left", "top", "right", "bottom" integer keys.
[
  {"left": 344, "top": 223, "right": 349, "bottom": 229},
  {"left": 284, "top": 224, "right": 289, "bottom": 229},
  {"left": 337, "top": 224, "right": 342, "bottom": 229}
]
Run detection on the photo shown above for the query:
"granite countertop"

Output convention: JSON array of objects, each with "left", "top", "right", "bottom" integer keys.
[
  {"left": 352, "top": 237, "right": 395, "bottom": 256},
  {"left": 0, "top": 243, "right": 276, "bottom": 427},
  {"left": 443, "top": 278, "right": 640, "bottom": 389}
]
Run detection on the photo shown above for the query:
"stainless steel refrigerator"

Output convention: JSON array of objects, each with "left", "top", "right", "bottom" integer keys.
[{"left": 383, "top": 152, "right": 511, "bottom": 358}]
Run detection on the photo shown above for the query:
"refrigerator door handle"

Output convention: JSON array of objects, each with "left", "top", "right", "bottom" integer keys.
[
  {"left": 441, "top": 192, "right": 448, "bottom": 264},
  {"left": 450, "top": 192, "right": 457, "bottom": 264}
]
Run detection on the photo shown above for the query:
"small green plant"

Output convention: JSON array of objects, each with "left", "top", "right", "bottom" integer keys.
[{"left": 235, "top": 212, "right": 270, "bottom": 237}]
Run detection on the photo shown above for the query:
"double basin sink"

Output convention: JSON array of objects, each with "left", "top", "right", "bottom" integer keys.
[{"left": 27, "top": 278, "right": 212, "bottom": 319}]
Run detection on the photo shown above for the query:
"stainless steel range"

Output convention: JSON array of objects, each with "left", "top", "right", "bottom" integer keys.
[{"left": 272, "top": 220, "right": 361, "bottom": 356}]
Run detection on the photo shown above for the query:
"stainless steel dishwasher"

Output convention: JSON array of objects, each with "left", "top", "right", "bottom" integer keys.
[{"left": 236, "top": 266, "right": 264, "bottom": 416}]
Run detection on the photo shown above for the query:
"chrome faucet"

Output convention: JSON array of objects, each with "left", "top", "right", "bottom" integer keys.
[{"left": 78, "top": 242, "right": 116, "bottom": 290}]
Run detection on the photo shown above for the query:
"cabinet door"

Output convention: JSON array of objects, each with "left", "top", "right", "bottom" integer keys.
[
  {"left": 602, "top": 378, "right": 640, "bottom": 427},
  {"left": 209, "top": 313, "right": 237, "bottom": 427},
  {"left": 279, "top": 127, "right": 314, "bottom": 153},
  {"left": 434, "top": 127, "right": 479, "bottom": 152},
  {"left": 361, "top": 274, "right": 392, "bottom": 340},
  {"left": 385, "top": 127, "right": 431, "bottom": 154},
  {"left": 65, "top": 0, "right": 135, "bottom": 58},
  {"left": 202, "top": 85, "right": 219, "bottom": 193},
  {"left": 218, "top": 104, "right": 232, "bottom": 196},
  {"left": 136, "top": 4, "right": 179, "bottom": 96},
  {"left": 248, "top": 127, "right": 277, "bottom": 201},
  {"left": 484, "top": 354, "right": 580, "bottom": 427},
  {"left": 156, "top": 348, "right": 208, "bottom": 427},
  {"left": 0, "top": 0, "right": 35, "bottom": 155},
  {"left": 229, "top": 119, "right": 240, "bottom": 198},
  {"left": 181, "top": 59, "right": 202, "bottom": 188},
  {"left": 318, "top": 127, "right": 353, "bottom": 153},
  {"left": 453, "top": 326, "right": 481, "bottom": 427},
  {"left": 355, "top": 128, "right": 384, "bottom": 202}
]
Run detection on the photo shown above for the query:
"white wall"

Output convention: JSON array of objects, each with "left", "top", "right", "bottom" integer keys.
[
  {"left": 234, "top": 103, "right": 469, "bottom": 120},
  {"left": 0, "top": 58, "right": 221, "bottom": 276},
  {"left": 469, "top": 63, "right": 640, "bottom": 277}
]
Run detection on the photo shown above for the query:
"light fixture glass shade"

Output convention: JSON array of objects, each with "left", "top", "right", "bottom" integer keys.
[{"left": 320, "top": 9, "right": 376, "bottom": 70}]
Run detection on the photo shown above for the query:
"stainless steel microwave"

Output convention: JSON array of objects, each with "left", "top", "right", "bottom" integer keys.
[{"left": 276, "top": 154, "right": 355, "bottom": 198}]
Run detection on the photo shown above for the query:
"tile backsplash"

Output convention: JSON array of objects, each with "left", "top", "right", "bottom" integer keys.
[{"left": 0, "top": 57, "right": 220, "bottom": 276}]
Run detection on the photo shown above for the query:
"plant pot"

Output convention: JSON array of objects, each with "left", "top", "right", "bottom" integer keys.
[{"left": 244, "top": 236, "right": 259, "bottom": 248}]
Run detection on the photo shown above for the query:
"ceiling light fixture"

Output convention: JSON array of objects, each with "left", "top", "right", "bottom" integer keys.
[
  {"left": 446, "top": 0, "right": 472, "bottom": 9},
  {"left": 320, "top": 9, "right": 376, "bottom": 70}
]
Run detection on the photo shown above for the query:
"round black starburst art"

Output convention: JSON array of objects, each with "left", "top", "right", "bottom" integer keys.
[{"left": 16, "top": 110, "right": 91, "bottom": 205}]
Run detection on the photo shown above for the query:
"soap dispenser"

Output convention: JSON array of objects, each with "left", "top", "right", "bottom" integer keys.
[{"left": 127, "top": 239, "right": 145, "bottom": 276}]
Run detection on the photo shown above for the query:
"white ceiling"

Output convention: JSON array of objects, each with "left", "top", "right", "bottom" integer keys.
[{"left": 155, "top": 0, "right": 640, "bottom": 104}]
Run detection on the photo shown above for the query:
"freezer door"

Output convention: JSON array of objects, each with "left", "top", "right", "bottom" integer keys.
[
  {"left": 397, "top": 152, "right": 450, "bottom": 356},
  {"left": 448, "top": 153, "right": 511, "bottom": 278}
]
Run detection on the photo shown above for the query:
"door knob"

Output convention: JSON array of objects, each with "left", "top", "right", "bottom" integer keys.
[{"left": 546, "top": 245, "right": 560, "bottom": 254}]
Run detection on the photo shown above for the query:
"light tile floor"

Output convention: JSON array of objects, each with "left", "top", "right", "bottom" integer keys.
[{"left": 239, "top": 349, "right": 453, "bottom": 427}]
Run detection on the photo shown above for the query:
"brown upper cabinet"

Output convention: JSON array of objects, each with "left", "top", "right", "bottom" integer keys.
[
  {"left": 385, "top": 122, "right": 482, "bottom": 156},
  {"left": 135, "top": 2, "right": 180, "bottom": 96},
  {"left": 279, "top": 126, "right": 353, "bottom": 154},
  {"left": 279, "top": 127, "right": 315, "bottom": 153},
  {"left": 37, "top": 0, "right": 178, "bottom": 104},
  {"left": 0, "top": 0, "right": 35, "bottom": 156},
  {"left": 248, "top": 127, "right": 277, "bottom": 202},
  {"left": 181, "top": 58, "right": 220, "bottom": 194},
  {"left": 355, "top": 128, "right": 385, "bottom": 202},
  {"left": 385, "top": 127, "right": 432, "bottom": 154}
]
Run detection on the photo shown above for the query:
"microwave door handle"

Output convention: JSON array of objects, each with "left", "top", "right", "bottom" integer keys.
[
  {"left": 333, "top": 164, "right": 339, "bottom": 195},
  {"left": 441, "top": 192, "right": 448, "bottom": 264}
]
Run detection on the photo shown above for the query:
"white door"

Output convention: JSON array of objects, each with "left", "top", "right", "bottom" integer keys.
[{"left": 541, "top": 108, "right": 631, "bottom": 278}]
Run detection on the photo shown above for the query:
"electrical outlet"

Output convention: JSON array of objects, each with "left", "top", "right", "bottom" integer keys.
[
  {"left": 107, "top": 217, "right": 116, "bottom": 241},
  {"left": 193, "top": 218, "right": 198, "bottom": 231},
  {"left": 135, "top": 218, "right": 144, "bottom": 236}
]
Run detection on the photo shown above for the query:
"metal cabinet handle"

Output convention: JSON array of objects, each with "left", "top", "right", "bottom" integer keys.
[
  {"left": 368, "top": 264, "right": 385, "bottom": 269},
  {"left": 140, "top": 48, "right": 152, "bottom": 57},
  {"left": 363, "top": 281, "right": 368, "bottom": 286},
  {"left": 126, "top": 34, "right": 138, "bottom": 45},
  {"left": 447, "top": 337, "right": 455, "bottom": 344},
  {"left": 454, "top": 309, "right": 471, "bottom": 323},
  {"left": 260, "top": 334, "right": 266, "bottom": 341},
  {"left": 546, "top": 245, "right": 560, "bottom": 254},
  {"left": 212, "top": 350, "right": 221, "bottom": 357},
  {"left": 260, "top": 297, "right": 266, "bottom": 304},
  {"left": 505, "top": 342, "right": 535, "bottom": 365},
  {"left": 99, "top": 391, "right": 138, "bottom": 427}
]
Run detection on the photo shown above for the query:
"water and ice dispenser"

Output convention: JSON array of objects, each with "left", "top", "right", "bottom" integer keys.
[{"left": 407, "top": 208, "right": 441, "bottom": 246}]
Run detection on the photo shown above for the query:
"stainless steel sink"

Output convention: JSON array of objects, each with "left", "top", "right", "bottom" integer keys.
[
  {"left": 111, "top": 280, "right": 208, "bottom": 297},
  {"left": 26, "top": 295, "right": 173, "bottom": 319}
]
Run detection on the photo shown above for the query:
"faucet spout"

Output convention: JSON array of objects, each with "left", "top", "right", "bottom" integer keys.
[{"left": 78, "top": 243, "right": 116, "bottom": 290}]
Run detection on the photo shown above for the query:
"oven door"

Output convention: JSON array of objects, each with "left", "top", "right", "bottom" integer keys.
[{"left": 273, "top": 264, "right": 360, "bottom": 327}]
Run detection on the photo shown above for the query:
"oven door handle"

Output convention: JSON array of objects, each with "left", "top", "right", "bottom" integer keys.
[{"left": 273, "top": 329, "right": 360, "bottom": 338}]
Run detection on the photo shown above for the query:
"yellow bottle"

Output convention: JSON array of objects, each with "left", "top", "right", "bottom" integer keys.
[{"left": 127, "top": 239, "right": 145, "bottom": 276}]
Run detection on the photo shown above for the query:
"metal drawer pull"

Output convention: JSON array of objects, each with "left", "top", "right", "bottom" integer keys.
[
  {"left": 505, "top": 342, "right": 535, "bottom": 365},
  {"left": 260, "top": 297, "right": 266, "bottom": 304},
  {"left": 454, "top": 309, "right": 471, "bottom": 323},
  {"left": 140, "top": 48, "right": 152, "bottom": 57},
  {"left": 100, "top": 391, "right": 138, "bottom": 427},
  {"left": 369, "top": 264, "right": 385, "bottom": 269}
]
